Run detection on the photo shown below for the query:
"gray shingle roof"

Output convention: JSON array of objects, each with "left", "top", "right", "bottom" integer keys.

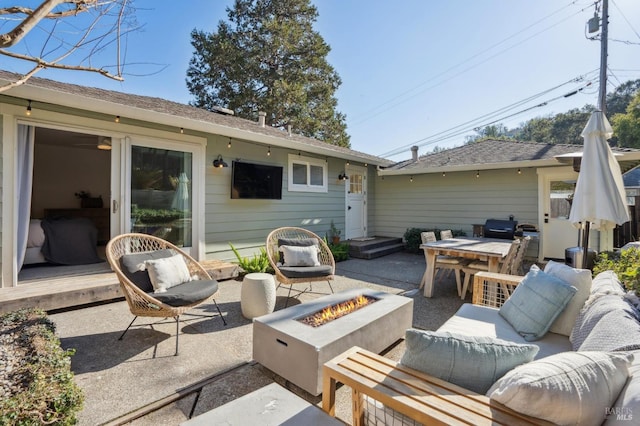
[
  {"left": 386, "top": 139, "right": 640, "bottom": 173},
  {"left": 0, "top": 70, "right": 392, "bottom": 166}
]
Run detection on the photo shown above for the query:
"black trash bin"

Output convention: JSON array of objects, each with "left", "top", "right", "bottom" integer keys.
[{"left": 565, "top": 247, "right": 597, "bottom": 270}]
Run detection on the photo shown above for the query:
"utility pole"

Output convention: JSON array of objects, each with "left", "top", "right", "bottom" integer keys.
[{"left": 598, "top": 0, "right": 608, "bottom": 114}]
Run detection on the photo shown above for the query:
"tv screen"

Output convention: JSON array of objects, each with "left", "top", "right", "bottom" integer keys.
[{"left": 231, "top": 161, "right": 283, "bottom": 199}]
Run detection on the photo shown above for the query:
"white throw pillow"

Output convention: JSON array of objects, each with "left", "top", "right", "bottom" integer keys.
[
  {"left": 487, "top": 351, "right": 633, "bottom": 426},
  {"left": 544, "top": 260, "right": 593, "bottom": 336},
  {"left": 146, "top": 254, "right": 191, "bottom": 293},
  {"left": 280, "top": 245, "right": 320, "bottom": 267}
]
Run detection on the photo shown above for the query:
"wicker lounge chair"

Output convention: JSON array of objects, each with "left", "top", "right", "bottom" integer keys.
[
  {"left": 266, "top": 227, "right": 335, "bottom": 307},
  {"left": 106, "top": 233, "right": 226, "bottom": 355}
]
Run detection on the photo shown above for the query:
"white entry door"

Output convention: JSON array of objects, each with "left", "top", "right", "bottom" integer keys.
[
  {"left": 345, "top": 165, "right": 367, "bottom": 239},
  {"left": 538, "top": 168, "right": 587, "bottom": 261}
]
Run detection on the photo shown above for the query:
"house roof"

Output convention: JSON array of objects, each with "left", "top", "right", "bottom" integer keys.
[
  {"left": 0, "top": 70, "right": 392, "bottom": 167},
  {"left": 382, "top": 139, "right": 640, "bottom": 175},
  {"left": 624, "top": 167, "right": 640, "bottom": 187}
]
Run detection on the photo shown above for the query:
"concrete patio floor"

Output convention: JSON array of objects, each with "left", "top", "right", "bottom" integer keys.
[{"left": 50, "top": 251, "right": 467, "bottom": 425}]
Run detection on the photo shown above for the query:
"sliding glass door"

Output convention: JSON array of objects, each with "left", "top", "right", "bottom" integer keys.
[{"left": 129, "top": 145, "right": 193, "bottom": 248}]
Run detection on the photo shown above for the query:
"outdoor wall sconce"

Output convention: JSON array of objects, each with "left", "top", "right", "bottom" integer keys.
[
  {"left": 338, "top": 172, "right": 348, "bottom": 181},
  {"left": 213, "top": 155, "right": 228, "bottom": 168}
]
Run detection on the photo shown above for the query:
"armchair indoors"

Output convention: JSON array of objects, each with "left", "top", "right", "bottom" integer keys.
[
  {"left": 266, "top": 227, "right": 335, "bottom": 307},
  {"left": 106, "top": 233, "right": 226, "bottom": 356}
]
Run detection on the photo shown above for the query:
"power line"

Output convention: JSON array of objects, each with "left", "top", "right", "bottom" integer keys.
[
  {"left": 611, "top": 0, "right": 640, "bottom": 41},
  {"left": 349, "top": 1, "right": 585, "bottom": 127},
  {"left": 379, "top": 76, "right": 597, "bottom": 158}
]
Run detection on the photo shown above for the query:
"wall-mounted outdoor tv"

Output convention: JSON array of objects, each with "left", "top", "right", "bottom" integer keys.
[{"left": 231, "top": 161, "right": 283, "bottom": 199}]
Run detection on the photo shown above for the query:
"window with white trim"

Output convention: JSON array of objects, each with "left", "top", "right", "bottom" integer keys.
[{"left": 288, "top": 154, "right": 328, "bottom": 192}]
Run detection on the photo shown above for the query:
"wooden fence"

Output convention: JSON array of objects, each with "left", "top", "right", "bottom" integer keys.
[{"left": 614, "top": 196, "right": 640, "bottom": 248}]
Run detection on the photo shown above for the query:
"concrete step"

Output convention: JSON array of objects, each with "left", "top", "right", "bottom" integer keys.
[{"left": 348, "top": 237, "right": 405, "bottom": 259}]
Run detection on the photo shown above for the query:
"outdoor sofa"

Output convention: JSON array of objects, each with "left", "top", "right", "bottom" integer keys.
[{"left": 324, "top": 261, "right": 640, "bottom": 425}]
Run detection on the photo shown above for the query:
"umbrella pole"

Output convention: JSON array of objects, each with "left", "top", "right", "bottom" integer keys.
[{"left": 581, "top": 221, "right": 591, "bottom": 269}]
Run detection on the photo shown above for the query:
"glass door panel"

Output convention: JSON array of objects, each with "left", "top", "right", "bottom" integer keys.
[{"left": 130, "top": 145, "right": 193, "bottom": 247}]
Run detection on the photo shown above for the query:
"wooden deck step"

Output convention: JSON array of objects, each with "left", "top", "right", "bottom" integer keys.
[
  {"left": 0, "top": 260, "right": 240, "bottom": 314},
  {"left": 0, "top": 272, "right": 122, "bottom": 314}
]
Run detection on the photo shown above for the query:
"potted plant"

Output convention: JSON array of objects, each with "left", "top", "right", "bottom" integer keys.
[{"left": 329, "top": 220, "right": 341, "bottom": 245}]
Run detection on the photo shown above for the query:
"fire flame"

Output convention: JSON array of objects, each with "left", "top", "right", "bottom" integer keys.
[{"left": 300, "top": 295, "right": 375, "bottom": 327}]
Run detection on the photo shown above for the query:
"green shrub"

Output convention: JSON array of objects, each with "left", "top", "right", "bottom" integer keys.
[
  {"left": 593, "top": 247, "right": 640, "bottom": 294},
  {"left": 329, "top": 241, "right": 350, "bottom": 262},
  {"left": 403, "top": 227, "right": 466, "bottom": 253},
  {"left": 0, "top": 308, "right": 83, "bottom": 425},
  {"left": 229, "top": 243, "right": 274, "bottom": 274}
]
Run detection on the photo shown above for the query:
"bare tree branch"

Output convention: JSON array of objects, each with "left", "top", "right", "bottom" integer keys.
[
  {"left": 0, "top": 0, "right": 143, "bottom": 92},
  {"left": 0, "top": 0, "right": 97, "bottom": 48},
  {"left": 0, "top": 49, "right": 123, "bottom": 80}
]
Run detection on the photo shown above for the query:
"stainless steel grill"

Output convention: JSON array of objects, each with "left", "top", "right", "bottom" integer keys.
[{"left": 483, "top": 219, "right": 518, "bottom": 240}]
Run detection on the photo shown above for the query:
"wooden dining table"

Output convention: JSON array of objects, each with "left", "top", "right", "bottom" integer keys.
[{"left": 420, "top": 237, "right": 514, "bottom": 297}]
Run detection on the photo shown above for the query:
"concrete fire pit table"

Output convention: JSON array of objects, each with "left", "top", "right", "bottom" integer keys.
[{"left": 253, "top": 288, "right": 413, "bottom": 395}]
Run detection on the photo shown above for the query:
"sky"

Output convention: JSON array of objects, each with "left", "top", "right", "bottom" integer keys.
[{"left": 4, "top": 0, "right": 640, "bottom": 162}]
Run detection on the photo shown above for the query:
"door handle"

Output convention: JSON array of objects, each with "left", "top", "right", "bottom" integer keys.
[
  {"left": 348, "top": 206, "right": 352, "bottom": 210},
  {"left": 112, "top": 200, "right": 119, "bottom": 213}
]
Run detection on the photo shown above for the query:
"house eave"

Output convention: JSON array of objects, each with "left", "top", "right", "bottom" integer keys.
[
  {"left": 378, "top": 159, "right": 563, "bottom": 175},
  {"left": 2, "top": 79, "right": 392, "bottom": 167}
]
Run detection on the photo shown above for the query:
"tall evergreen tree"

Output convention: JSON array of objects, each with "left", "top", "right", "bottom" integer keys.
[{"left": 187, "top": 0, "right": 350, "bottom": 147}]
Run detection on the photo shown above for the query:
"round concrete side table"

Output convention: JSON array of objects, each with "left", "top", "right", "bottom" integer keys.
[{"left": 241, "top": 273, "right": 276, "bottom": 319}]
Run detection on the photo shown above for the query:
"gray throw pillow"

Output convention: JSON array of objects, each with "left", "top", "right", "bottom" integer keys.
[
  {"left": 499, "top": 266, "right": 577, "bottom": 341},
  {"left": 400, "top": 329, "right": 539, "bottom": 394}
]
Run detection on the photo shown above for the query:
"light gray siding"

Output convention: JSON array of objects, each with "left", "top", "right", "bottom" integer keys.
[
  {"left": 204, "top": 135, "right": 355, "bottom": 261},
  {"left": 373, "top": 167, "right": 539, "bottom": 238}
]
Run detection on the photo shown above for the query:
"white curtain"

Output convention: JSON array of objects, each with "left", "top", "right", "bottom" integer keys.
[{"left": 17, "top": 124, "right": 35, "bottom": 269}]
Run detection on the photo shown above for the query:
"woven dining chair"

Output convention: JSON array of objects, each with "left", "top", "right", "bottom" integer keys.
[
  {"left": 106, "top": 233, "right": 226, "bottom": 356},
  {"left": 421, "top": 231, "right": 468, "bottom": 296},
  {"left": 266, "top": 227, "right": 335, "bottom": 307},
  {"left": 460, "top": 238, "right": 524, "bottom": 300}
]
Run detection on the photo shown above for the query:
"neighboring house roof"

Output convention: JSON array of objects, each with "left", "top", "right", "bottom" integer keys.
[
  {"left": 383, "top": 139, "right": 640, "bottom": 175},
  {"left": 624, "top": 167, "right": 640, "bottom": 187},
  {"left": 0, "top": 70, "right": 392, "bottom": 167}
]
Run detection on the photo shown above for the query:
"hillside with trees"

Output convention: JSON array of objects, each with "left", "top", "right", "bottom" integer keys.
[{"left": 466, "top": 79, "right": 640, "bottom": 148}]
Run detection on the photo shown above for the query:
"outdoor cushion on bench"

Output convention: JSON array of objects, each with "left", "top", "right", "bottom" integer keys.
[{"left": 151, "top": 279, "right": 219, "bottom": 307}]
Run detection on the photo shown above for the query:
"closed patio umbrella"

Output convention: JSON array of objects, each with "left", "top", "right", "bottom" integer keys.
[
  {"left": 569, "top": 111, "right": 629, "bottom": 268},
  {"left": 171, "top": 172, "right": 190, "bottom": 211}
]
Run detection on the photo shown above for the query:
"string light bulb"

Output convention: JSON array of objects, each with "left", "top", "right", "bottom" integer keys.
[
  {"left": 410, "top": 175, "right": 413, "bottom": 182},
  {"left": 227, "top": 139, "right": 232, "bottom": 148},
  {"left": 476, "top": 170, "right": 480, "bottom": 178},
  {"left": 517, "top": 168, "right": 522, "bottom": 175},
  {"left": 115, "top": 115, "right": 120, "bottom": 123},
  {"left": 25, "top": 100, "right": 32, "bottom": 116},
  {"left": 267, "top": 146, "right": 271, "bottom": 156},
  {"left": 442, "top": 171, "right": 446, "bottom": 177},
  {"left": 180, "top": 127, "right": 184, "bottom": 134}
]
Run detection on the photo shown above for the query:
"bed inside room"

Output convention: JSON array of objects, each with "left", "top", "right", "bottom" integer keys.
[{"left": 18, "top": 127, "right": 112, "bottom": 283}]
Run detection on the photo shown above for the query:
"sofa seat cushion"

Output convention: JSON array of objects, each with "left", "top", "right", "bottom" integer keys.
[
  {"left": 400, "top": 329, "right": 538, "bottom": 394},
  {"left": 150, "top": 279, "right": 219, "bottom": 307},
  {"left": 278, "top": 265, "right": 333, "bottom": 279},
  {"left": 438, "top": 304, "right": 572, "bottom": 359},
  {"left": 487, "top": 351, "right": 633, "bottom": 426}
]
